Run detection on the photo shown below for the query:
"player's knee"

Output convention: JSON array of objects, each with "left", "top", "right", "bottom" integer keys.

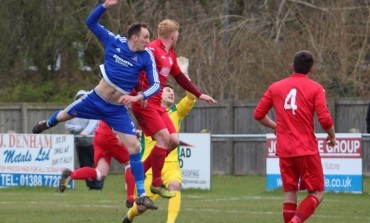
[
  {"left": 154, "top": 130, "right": 171, "bottom": 147},
  {"left": 283, "top": 191, "right": 297, "bottom": 204},
  {"left": 316, "top": 191, "right": 325, "bottom": 203},
  {"left": 123, "top": 138, "right": 141, "bottom": 154},
  {"left": 170, "top": 133, "right": 179, "bottom": 143},
  {"left": 168, "top": 181, "right": 181, "bottom": 191},
  {"left": 309, "top": 190, "right": 325, "bottom": 203}
]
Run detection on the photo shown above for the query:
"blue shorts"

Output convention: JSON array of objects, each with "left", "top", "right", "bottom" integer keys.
[{"left": 65, "top": 90, "right": 136, "bottom": 135}]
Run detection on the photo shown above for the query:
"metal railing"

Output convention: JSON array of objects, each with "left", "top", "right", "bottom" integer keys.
[{"left": 72, "top": 133, "right": 370, "bottom": 176}]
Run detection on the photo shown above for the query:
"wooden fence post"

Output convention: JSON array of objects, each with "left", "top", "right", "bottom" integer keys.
[
  {"left": 21, "top": 103, "right": 28, "bottom": 133},
  {"left": 227, "top": 101, "right": 234, "bottom": 174}
]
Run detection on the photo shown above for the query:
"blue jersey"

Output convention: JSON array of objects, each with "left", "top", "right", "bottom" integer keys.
[{"left": 86, "top": 4, "right": 159, "bottom": 99}]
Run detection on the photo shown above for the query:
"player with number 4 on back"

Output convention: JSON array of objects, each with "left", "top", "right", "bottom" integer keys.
[{"left": 254, "top": 50, "right": 336, "bottom": 223}]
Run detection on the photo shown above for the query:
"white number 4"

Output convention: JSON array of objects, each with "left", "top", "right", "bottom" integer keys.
[{"left": 284, "top": 89, "right": 298, "bottom": 115}]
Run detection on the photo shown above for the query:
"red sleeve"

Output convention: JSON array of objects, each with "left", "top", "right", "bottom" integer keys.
[
  {"left": 173, "top": 73, "right": 202, "bottom": 97},
  {"left": 254, "top": 88, "right": 273, "bottom": 120},
  {"left": 170, "top": 56, "right": 182, "bottom": 76},
  {"left": 314, "top": 87, "right": 333, "bottom": 130}
]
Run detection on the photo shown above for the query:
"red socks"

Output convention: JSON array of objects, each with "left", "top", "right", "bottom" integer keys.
[
  {"left": 151, "top": 146, "right": 167, "bottom": 187},
  {"left": 143, "top": 146, "right": 170, "bottom": 173},
  {"left": 125, "top": 167, "right": 136, "bottom": 203},
  {"left": 289, "top": 195, "right": 319, "bottom": 223},
  {"left": 142, "top": 150, "right": 153, "bottom": 173},
  {"left": 70, "top": 167, "right": 97, "bottom": 180},
  {"left": 283, "top": 202, "right": 297, "bottom": 223}
]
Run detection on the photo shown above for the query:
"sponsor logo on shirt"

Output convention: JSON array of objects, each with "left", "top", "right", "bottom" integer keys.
[
  {"left": 159, "top": 67, "right": 171, "bottom": 76},
  {"left": 114, "top": 35, "right": 127, "bottom": 43},
  {"left": 113, "top": 54, "right": 133, "bottom": 67}
]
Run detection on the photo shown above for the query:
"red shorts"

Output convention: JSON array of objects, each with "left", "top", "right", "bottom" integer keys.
[
  {"left": 279, "top": 153, "right": 324, "bottom": 192},
  {"left": 132, "top": 101, "right": 176, "bottom": 137},
  {"left": 93, "top": 132, "right": 130, "bottom": 165}
]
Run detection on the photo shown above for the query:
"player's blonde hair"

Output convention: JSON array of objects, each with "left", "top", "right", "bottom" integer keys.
[{"left": 157, "top": 19, "right": 179, "bottom": 39}]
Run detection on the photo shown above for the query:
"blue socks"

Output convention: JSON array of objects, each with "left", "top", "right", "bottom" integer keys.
[
  {"left": 47, "top": 110, "right": 61, "bottom": 127},
  {"left": 129, "top": 153, "right": 145, "bottom": 197}
]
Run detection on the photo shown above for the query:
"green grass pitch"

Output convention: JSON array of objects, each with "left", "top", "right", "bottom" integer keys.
[{"left": 0, "top": 175, "right": 369, "bottom": 223}]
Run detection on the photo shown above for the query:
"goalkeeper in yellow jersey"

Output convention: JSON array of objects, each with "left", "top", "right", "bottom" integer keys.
[{"left": 123, "top": 57, "right": 197, "bottom": 223}]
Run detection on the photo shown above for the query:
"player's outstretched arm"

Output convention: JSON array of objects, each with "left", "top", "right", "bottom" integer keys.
[
  {"left": 103, "top": 0, "right": 119, "bottom": 9},
  {"left": 177, "top": 56, "right": 217, "bottom": 104},
  {"left": 199, "top": 94, "right": 217, "bottom": 104}
]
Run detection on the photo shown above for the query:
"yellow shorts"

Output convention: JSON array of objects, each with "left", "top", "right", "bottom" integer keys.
[{"left": 144, "top": 161, "right": 182, "bottom": 200}]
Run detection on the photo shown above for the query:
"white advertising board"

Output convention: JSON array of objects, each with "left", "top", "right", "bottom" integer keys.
[
  {"left": 179, "top": 133, "right": 211, "bottom": 190},
  {"left": 0, "top": 134, "right": 74, "bottom": 188},
  {"left": 266, "top": 133, "right": 362, "bottom": 193}
]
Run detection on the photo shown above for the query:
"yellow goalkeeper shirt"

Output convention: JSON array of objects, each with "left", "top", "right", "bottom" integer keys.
[{"left": 141, "top": 95, "right": 196, "bottom": 167}]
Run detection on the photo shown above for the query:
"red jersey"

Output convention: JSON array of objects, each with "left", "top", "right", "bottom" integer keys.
[
  {"left": 254, "top": 73, "right": 333, "bottom": 157},
  {"left": 136, "top": 39, "right": 182, "bottom": 106}
]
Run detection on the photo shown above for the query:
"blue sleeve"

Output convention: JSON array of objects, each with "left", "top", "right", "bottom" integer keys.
[
  {"left": 142, "top": 49, "right": 160, "bottom": 99},
  {"left": 85, "top": 3, "right": 111, "bottom": 45}
]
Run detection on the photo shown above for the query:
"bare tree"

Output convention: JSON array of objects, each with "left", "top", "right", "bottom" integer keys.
[{"left": 0, "top": 0, "right": 368, "bottom": 102}]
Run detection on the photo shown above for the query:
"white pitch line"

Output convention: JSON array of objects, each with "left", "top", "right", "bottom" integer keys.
[
  {"left": 183, "top": 207, "right": 370, "bottom": 220},
  {"left": 1, "top": 199, "right": 369, "bottom": 221},
  {"left": 193, "top": 196, "right": 281, "bottom": 202},
  {"left": 184, "top": 195, "right": 344, "bottom": 203}
]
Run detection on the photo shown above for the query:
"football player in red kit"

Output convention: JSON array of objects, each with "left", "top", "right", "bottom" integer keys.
[
  {"left": 59, "top": 121, "right": 136, "bottom": 208},
  {"left": 129, "top": 19, "right": 217, "bottom": 198},
  {"left": 254, "top": 50, "right": 336, "bottom": 223}
]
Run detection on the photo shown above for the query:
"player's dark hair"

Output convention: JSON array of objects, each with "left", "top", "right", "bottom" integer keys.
[
  {"left": 293, "top": 50, "right": 314, "bottom": 74},
  {"left": 127, "top": 23, "right": 148, "bottom": 39},
  {"left": 164, "top": 84, "right": 173, "bottom": 89}
]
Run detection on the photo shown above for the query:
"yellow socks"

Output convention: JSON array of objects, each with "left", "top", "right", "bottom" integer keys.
[
  {"left": 126, "top": 191, "right": 181, "bottom": 223},
  {"left": 167, "top": 191, "right": 181, "bottom": 223},
  {"left": 127, "top": 203, "right": 141, "bottom": 221}
]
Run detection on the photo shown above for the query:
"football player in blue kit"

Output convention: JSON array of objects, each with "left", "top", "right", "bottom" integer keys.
[{"left": 32, "top": 0, "right": 159, "bottom": 210}]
